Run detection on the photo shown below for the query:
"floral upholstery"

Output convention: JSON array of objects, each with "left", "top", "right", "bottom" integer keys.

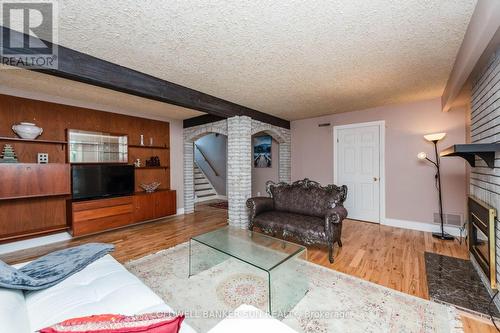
[{"left": 246, "top": 178, "right": 348, "bottom": 263}]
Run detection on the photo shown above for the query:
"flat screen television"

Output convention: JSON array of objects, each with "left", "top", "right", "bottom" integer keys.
[{"left": 72, "top": 164, "right": 135, "bottom": 201}]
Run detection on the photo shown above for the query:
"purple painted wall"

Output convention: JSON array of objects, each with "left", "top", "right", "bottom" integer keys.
[
  {"left": 291, "top": 97, "right": 467, "bottom": 225},
  {"left": 195, "top": 133, "right": 227, "bottom": 195}
]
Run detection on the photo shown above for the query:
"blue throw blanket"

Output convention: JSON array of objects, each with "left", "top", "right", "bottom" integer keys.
[{"left": 0, "top": 243, "right": 114, "bottom": 291}]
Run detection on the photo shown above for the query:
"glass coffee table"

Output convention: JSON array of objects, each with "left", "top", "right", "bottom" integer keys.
[{"left": 189, "top": 226, "right": 308, "bottom": 317}]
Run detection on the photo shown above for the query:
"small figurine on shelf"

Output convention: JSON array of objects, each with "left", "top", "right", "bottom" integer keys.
[
  {"left": 0, "top": 144, "right": 18, "bottom": 163},
  {"left": 146, "top": 156, "right": 161, "bottom": 167},
  {"left": 134, "top": 158, "right": 141, "bottom": 168},
  {"left": 140, "top": 182, "right": 161, "bottom": 193}
]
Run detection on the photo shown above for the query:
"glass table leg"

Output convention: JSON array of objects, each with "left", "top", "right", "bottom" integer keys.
[
  {"left": 188, "top": 239, "right": 230, "bottom": 277},
  {"left": 268, "top": 249, "right": 308, "bottom": 319}
]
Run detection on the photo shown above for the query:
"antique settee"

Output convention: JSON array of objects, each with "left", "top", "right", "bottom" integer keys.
[{"left": 246, "top": 178, "right": 348, "bottom": 263}]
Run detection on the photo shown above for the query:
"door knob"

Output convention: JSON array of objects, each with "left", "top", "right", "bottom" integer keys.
[{"left": 373, "top": 177, "right": 378, "bottom": 181}]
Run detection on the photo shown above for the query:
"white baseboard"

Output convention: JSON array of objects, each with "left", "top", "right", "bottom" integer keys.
[
  {"left": 176, "top": 208, "right": 185, "bottom": 215},
  {"left": 382, "top": 218, "right": 464, "bottom": 237},
  {"left": 0, "top": 232, "right": 72, "bottom": 255}
]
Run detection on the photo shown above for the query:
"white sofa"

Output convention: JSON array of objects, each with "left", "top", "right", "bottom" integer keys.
[
  {"left": 0, "top": 254, "right": 297, "bottom": 333},
  {"left": 0, "top": 255, "right": 196, "bottom": 333}
]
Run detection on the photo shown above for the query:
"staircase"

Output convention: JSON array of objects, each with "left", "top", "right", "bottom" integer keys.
[{"left": 194, "top": 163, "right": 218, "bottom": 202}]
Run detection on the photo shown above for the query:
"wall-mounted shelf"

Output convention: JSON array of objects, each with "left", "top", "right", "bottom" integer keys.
[
  {"left": 440, "top": 144, "right": 500, "bottom": 168},
  {"left": 0, "top": 136, "right": 67, "bottom": 145},
  {"left": 135, "top": 166, "right": 169, "bottom": 170},
  {"left": 129, "top": 144, "right": 169, "bottom": 149}
]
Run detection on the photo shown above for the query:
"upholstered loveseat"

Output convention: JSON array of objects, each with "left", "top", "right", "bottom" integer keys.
[{"left": 246, "top": 178, "right": 348, "bottom": 263}]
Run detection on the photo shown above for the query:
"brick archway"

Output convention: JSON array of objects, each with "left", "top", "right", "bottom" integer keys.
[
  {"left": 183, "top": 120, "right": 228, "bottom": 215},
  {"left": 251, "top": 120, "right": 291, "bottom": 184},
  {"left": 184, "top": 117, "right": 290, "bottom": 228}
]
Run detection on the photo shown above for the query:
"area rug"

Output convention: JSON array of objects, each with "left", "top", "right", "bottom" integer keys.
[
  {"left": 126, "top": 243, "right": 462, "bottom": 333},
  {"left": 207, "top": 201, "right": 228, "bottom": 210}
]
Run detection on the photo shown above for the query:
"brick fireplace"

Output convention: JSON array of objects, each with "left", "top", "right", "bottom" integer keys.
[{"left": 469, "top": 46, "right": 500, "bottom": 305}]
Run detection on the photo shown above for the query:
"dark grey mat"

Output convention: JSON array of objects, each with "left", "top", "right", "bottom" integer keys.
[{"left": 424, "top": 252, "right": 500, "bottom": 317}]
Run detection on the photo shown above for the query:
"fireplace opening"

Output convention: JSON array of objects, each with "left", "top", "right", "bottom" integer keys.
[
  {"left": 473, "top": 225, "right": 489, "bottom": 263},
  {"left": 469, "top": 196, "right": 497, "bottom": 289}
]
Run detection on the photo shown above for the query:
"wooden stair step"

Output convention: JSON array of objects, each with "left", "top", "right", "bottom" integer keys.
[
  {"left": 195, "top": 187, "right": 212, "bottom": 191},
  {"left": 197, "top": 193, "right": 216, "bottom": 198}
]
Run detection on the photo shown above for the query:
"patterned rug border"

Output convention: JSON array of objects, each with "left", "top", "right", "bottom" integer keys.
[{"left": 125, "top": 241, "right": 463, "bottom": 333}]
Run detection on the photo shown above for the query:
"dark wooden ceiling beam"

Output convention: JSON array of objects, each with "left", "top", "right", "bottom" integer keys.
[
  {"left": 183, "top": 115, "right": 226, "bottom": 128},
  {"left": 1, "top": 26, "right": 290, "bottom": 129}
]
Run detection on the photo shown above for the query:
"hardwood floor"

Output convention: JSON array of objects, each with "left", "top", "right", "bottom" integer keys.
[{"left": 0, "top": 203, "right": 496, "bottom": 332}]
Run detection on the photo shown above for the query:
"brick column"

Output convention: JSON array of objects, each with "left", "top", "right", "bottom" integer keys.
[
  {"left": 183, "top": 140, "right": 195, "bottom": 214},
  {"left": 227, "top": 116, "right": 252, "bottom": 228},
  {"left": 279, "top": 137, "right": 291, "bottom": 183}
]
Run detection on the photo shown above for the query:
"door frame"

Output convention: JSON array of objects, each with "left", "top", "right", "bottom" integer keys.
[{"left": 333, "top": 120, "right": 386, "bottom": 224}]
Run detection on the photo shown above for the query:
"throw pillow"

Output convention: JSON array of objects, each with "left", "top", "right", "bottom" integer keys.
[{"left": 39, "top": 312, "right": 185, "bottom": 333}]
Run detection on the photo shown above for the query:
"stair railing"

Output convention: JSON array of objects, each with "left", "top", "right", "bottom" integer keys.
[{"left": 194, "top": 144, "right": 219, "bottom": 177}]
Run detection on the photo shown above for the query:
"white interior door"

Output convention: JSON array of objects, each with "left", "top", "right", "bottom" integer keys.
[{"left": 335, "top": 123, "right": 381, "bottom": 223}]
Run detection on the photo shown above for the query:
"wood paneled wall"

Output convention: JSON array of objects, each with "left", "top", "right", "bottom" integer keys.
[
  {"left": 0, "top": 94, "right": 170, "bottom": 146},
  {"left": 0, "top": 94, "right": 171, "bottom": 242}
]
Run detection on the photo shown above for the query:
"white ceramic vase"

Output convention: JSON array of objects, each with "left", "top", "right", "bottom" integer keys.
[{"left": 12, "top": 122, "right": 43, "bottom": 140}]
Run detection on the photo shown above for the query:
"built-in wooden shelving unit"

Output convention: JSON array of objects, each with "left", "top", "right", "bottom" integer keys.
[{"left": 0, "top": 93, "right": 174, "bottom": 243}]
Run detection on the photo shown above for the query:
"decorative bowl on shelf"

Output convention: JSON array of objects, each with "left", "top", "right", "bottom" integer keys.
[
  {"left": 140, "top": 182, "right": 161, "bottom": 193},
  {"left": 12, "top": 122, "right": 43, "bottom": 140}
]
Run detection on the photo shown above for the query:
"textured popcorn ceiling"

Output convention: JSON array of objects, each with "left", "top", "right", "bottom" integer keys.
[{"left": 6, "top": 0, "right": 477, "bottom": 120}]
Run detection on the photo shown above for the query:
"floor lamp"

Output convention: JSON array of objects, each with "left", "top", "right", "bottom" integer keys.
[{"left": 417, "top": 132, "right": 454, "bottom": 241}]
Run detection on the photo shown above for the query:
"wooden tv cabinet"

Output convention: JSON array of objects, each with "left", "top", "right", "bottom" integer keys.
[
  {"left": 133, "top": 190, "right": 176, "bottom": 223},
  {"left": 69, "top": 190, "right": 176, "bottom": 237}
]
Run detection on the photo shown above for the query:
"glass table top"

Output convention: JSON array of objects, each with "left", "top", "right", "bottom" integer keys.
[{"left": 191, "top": 226, "right": 306, "bottom": 272}]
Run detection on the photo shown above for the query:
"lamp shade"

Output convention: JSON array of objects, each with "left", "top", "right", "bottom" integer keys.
[
  {"left": 417, "top": 152, "right": 427, "bottom": 160},
  {"left": 424, "top": 133, "right": 446, "bottom": 142}
]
